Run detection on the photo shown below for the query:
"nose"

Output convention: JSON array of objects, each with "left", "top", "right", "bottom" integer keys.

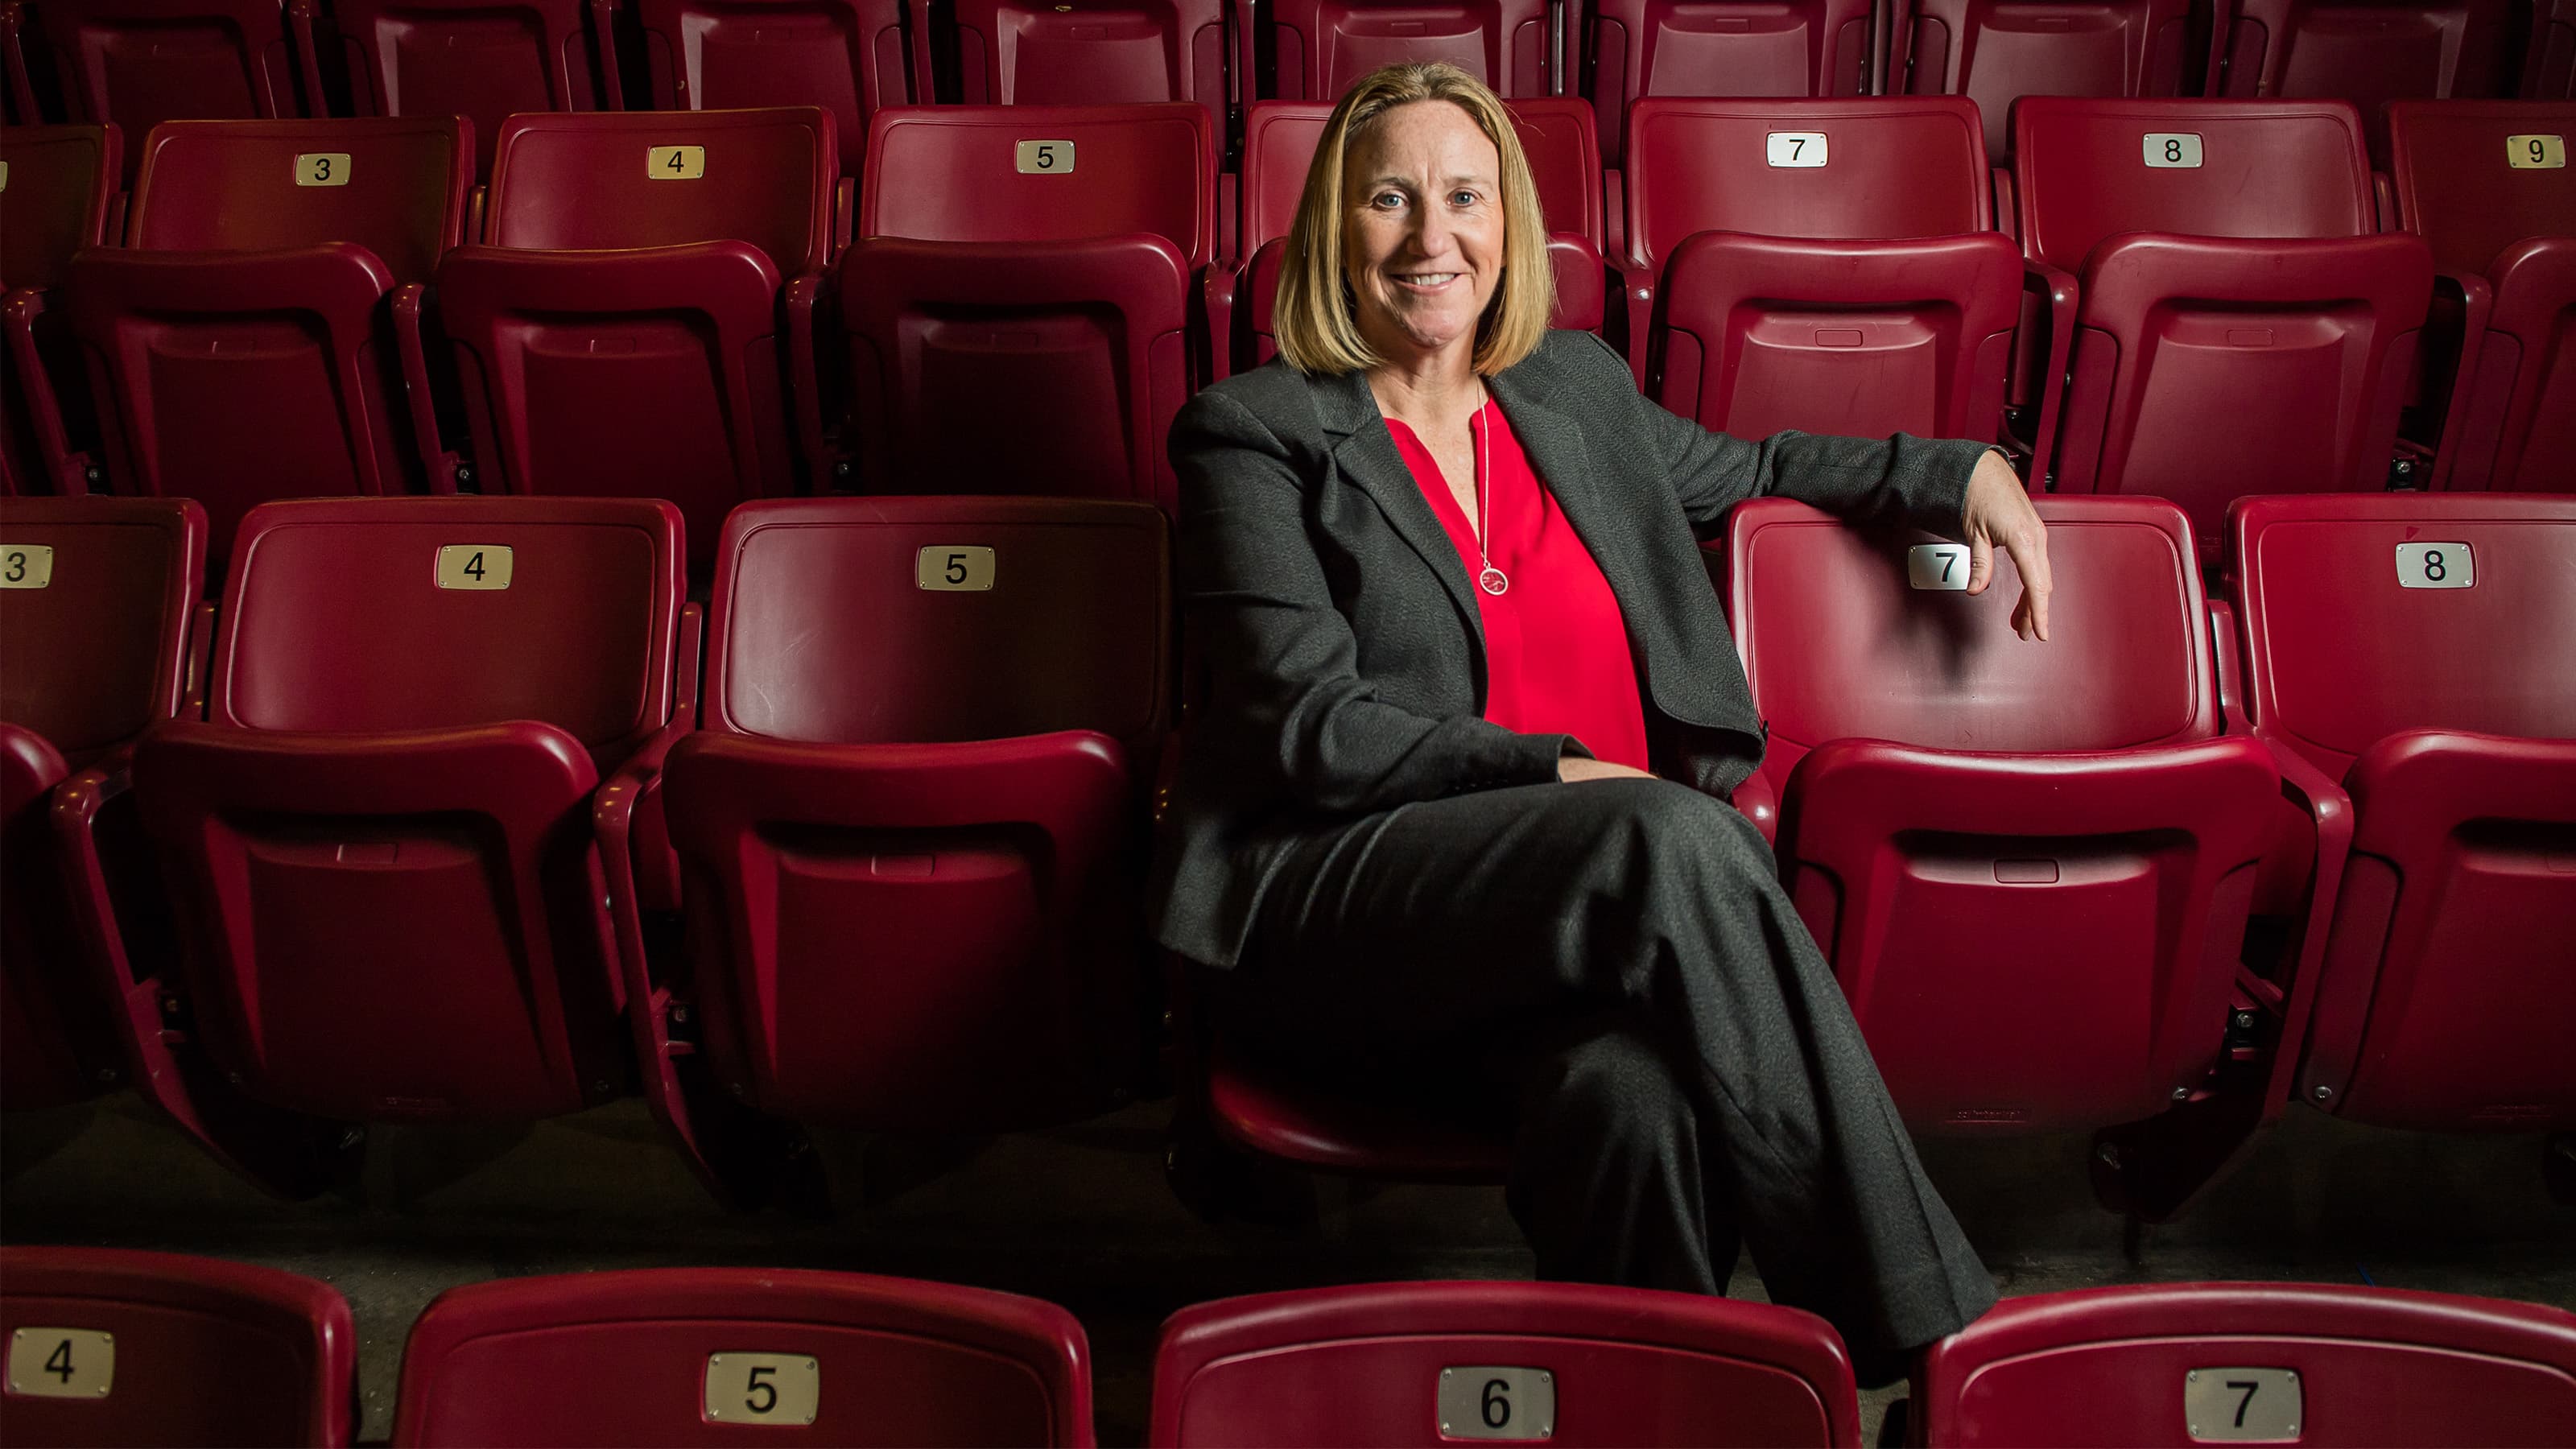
[{"left": 1406, "top": 198, "right": 1454, "bottom": 259}]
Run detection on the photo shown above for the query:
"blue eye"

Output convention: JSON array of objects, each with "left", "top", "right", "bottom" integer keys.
[{"left": 1451, "top": 189, "right": 1478, "bottom": 206}]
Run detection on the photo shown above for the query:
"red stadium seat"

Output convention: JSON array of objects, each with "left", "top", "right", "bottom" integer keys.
[
  {"left": 949, "top": 0, "right": 1243, "bottom": 151},
  {"left": 0, "top": 122, "right": 118, "bottom": 496},
  {"left": 634, "top": 0, "right": 919, "bottom": 178},
  {"left": 0, "top": 1245, "right": 355, "bottom": 1447},
  {"left": 0, "top": 496, "right": 199, "bottom": 1113},
  {"left": 436, "top": 107, "right": 835, "bottom": 568},
  {"left": 1911, "top": 1282, "right": 2576, "bottom": 1446},
  {"left": 1728, "top": 499, "right": 2278, "bottom": 1184},
  {"left": 2215, "top": 0, "right": 2518, "bottom": 159},
  {"left": 390, "top": 1269, "right": 1092, "bottom": 1445},
  {"left": 2013, "top": 98, "right": 2432, "bottom": 552},
  {"left": 1625, "top": 97, "right": 2017, "bottom": 443},
  {"left": 131, "top": 497, "right": 684, "bottom": 1140},
  {"left": 844, "top": 103, "right": 1214, "bottom": 506},
  {"left": 62, "top": 116, "right": 472, "bottom": 566},
  {"left": 2386, "top": 99, "right": 2576, "bottom": 491},
  {"left": 2227, "top": 493, "right": 2576, "bottom": 1138},
  {"left": 2535, "top": 0, "right": 2576, "bottom": 96},
  {"left": 1893, "top": 0, "right": 2197, "bottom": 162},
  {"left": 1149, "top": 1281, "right": 1863, "bottom": 1447},
  {"left": 1266, "top": 0, "right": 1558, "bottom": 99},
  {"left": 1586, "top": 0, "right": 1875, "bottom": 167},
  {"left": 1221, "top": 97, "right": 1603, "bottom": 374},
  {"left": 33, "top": 0, "right": 316, "bottom": 184},
  {"left": 622, "top": 497, "right": 1167, "bottom": 1201},
  {"left": 322, "top": 0, "right": 621, "bottom": 181}
]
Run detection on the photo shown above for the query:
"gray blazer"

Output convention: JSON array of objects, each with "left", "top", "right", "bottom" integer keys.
[{"left": 1150, "top": 328, "right": 1992, "bottom": 968}]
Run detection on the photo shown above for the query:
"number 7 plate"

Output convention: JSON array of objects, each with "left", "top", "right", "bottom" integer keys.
[{"left": 2184, "top": 1366, "right": 2301, "bottom": 1441}]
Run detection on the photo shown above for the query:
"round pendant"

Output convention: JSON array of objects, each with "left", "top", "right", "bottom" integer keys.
[{"left": 1479, "top": 566, "right": 1510, "bottom": 596}]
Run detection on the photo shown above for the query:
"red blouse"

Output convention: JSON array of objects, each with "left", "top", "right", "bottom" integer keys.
[{"left": 1383, "top": 399, "right": 1651, "bottom": 773}]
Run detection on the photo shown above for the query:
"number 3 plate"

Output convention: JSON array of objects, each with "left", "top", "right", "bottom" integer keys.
[
  {"left": 704, "top": 1352, "right": 819, "bottom": 1426},
  {"left": 2185, "top": 1366, "right": 2300, "bottom": 1441},
  {"left": 1436, "top": 1365, "right": 1555, "bottom": 1441}
]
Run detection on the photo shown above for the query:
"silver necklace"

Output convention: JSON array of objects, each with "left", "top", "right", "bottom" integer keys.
[{"left": 1473, "top": 383, "right": 1508, "bottom": 596}]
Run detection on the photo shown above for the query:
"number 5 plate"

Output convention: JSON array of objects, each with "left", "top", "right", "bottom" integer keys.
[
  {"left": 704, "top": 1352, "right": 819, "bottom": 1426},
  {"left": 2185, "top": 1367, "right": 2301, "bottom": 1442},
  {"left": 1436, "top": 1364, "right": 1555, "bottom": 1441}
]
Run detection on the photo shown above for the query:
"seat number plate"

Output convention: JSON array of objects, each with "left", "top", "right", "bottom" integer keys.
[
  {"left": 1766, "top": 132, "right": 1827, "bottom": 167},
  {"left": 650, "top": 146, "right": 707, "bottom": 180},
  {"left": 2394, "top": 541, "right": 2473, "bottom": 588},
  {"left": 436, "top": 545, "right": 514, "bottom": 590},
  {"left": 2507, "top": 134, "right": 2566, "bottom": 169},
  {"left": 0, "top": 543, "right": 55, "bottom": 588},
  {"left": 1016, "top": 140, "right": 1076, "bottom": 173},
  {"left": 703, "top": 1352, "right": 819, "bottom": 1425},
  {"left": 2144, "top": 133, "right": 2204, "bottom": 167},
  {"left": 1908, "top": 543, "right": 1971, "bottom": 590},
  {"left": 2185, "top": 1367, "right": 2301, "bottom": 1441},
  {"left": 918, "top": 546, "right": 996, "bottom": 591},
  {"left": 7, "top": 1327, "right": 114, "bottom": 1399},
  {"left": 296, "top": 152, "right": 351, "bottom": 187},
  {"left": 1435, "top": 1365, "right": 1554, "bottom": 1440}
]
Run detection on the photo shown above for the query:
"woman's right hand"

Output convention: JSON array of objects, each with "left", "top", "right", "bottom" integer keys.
[{"left": 1560, "top": 758, "right": 1656, "bottom": 783}]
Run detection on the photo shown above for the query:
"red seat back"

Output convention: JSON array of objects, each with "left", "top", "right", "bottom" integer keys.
[
  {"left": 1897, "top": 0, "right": 2194, "bottom": 162},
  {"left": 37, "top": 0, "right": 304, "bottom": 184},
  {"left": 1626, "top": 97, "right": 1991, "bottom": 271},
  {"left": 1150, "top": 1281, "right": 1862, "bottom": 1447},
  {"left": 127, "top": 117, "right": 472, "bottom": 284},
  {"left": 1241, "top": 96, "right": 1603, "bottom": 256},
  {"left": 2013, "top": 97, "right": 2378, "bottom": 273},
  {"left": 0, "top": 495, "right": 204, "bottom": 762},
  {"left": 206, "top": 497, "right": 681, "bottom": 769},
  {"left": 393, "top": 1269, "right": 1092, "bottom": 1447},
  {"left": 2388, "top": 100, "right": 2576, "bottom": 275},
  {"left": 634, "top": 0, "right": 914, "bottom": 172},
  {"left": 2221, "top": 0, "right": 2518, "bottom": 157},
  {"left": 2536, "top": 0, "right": 2576, "bottom": 96},
  {"left": 485, "top": 107, "right": 836, "bottom": 277},
  {"left": 0, "top": 1246, "right": 355, "bottom": 1448},
  {"left": 1267, "top": 0, "right": 1557, "bottom": 99},
  {"left": 1915, "top": 1283, "right": 2576, "bottom": 1446},
  {"left": 951, "top": 0, "right": 1235, "bottom": 149},
  {"left": 328, "top": 0, "right": 610, "bottom": 180},
  {"left": 0, "top": 123, "right": 118, "bottom": 291},
  {"left": 862, "top": 101, "right": 1217, "bottom": 270},
  {"left": 1588, "top": 0, "right": 1875, "bottom": 166}
]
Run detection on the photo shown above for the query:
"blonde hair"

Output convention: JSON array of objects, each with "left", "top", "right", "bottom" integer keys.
[{"left": 1274, "top": 63, "right": 1554, "bottom": 377}]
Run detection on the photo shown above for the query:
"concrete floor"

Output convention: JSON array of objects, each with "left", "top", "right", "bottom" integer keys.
[{"left": 5, "top": 1092, "right": 2571, "bottom": 1445}]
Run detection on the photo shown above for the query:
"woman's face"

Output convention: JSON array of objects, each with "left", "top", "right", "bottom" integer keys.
[{"left": 1342, "top": 99, "right": 1505, "bottom": 365}]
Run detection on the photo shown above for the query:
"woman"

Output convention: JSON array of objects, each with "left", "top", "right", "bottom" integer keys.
[{"left": 1151, "top": 62, "right": 2052, "bottom": 1377}]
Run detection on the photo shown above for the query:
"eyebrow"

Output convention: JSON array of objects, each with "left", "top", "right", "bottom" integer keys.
[{"left": 1358, "top": 173, "right": 1496, "bottom": 189}]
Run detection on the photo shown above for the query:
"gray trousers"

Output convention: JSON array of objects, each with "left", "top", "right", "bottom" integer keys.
[{"left": 1219, "top": 777, "right": 1997, "bottom": 1375}]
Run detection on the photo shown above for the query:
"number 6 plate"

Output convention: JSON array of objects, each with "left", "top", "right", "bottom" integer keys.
[
  {"left": 704, "top": 1352, "right": 819, "bottom": 1426},
  {"left": 2185, "top": 1367, "right": 2301, "bottom": 1442},
  {"left": 1436, "top": 1365, "right": 1555, "bottom": 1441}
]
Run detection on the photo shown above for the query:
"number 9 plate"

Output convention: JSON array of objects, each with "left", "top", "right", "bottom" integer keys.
[{"left": 1435, "top": 1364, "right": 1555, "bottom": 1440}]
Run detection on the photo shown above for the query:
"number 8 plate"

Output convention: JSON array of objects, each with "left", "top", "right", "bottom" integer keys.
[
  {"left": 704, "top": 1352, "right": 819, "bottom": 1426},
  {"left": 1435, "top": 1364, "right": 1555, "bottom": 1440}
]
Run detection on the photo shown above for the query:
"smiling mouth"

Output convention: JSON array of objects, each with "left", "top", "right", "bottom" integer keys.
[{"left": 1392, "top": 271, "right": 1463, "bottom": 289}]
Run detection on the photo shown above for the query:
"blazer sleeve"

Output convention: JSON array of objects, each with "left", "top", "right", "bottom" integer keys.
[
  {"left": 1174, "top": 386, "right": 1584, "bottom": 817},
  {"left": 1574, "top": 331, "right": 1994, "bottom": 536}
]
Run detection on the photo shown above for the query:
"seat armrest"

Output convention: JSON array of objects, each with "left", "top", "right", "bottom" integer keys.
[
  {"left": 1619, "top": 258, "right": 1657, "bottom": 390},
  {"left": 2020, "top": 257, "right": 2079, "bottom": 492},
  {"left": 2207, "top": 599, "right": 2248, "bottom": 732},
  {"left": 4, "top": 287, "right": 93, "bottom": 492},
  {"left": 1728, "top": 765, "right": 1778, "bottom": 845},
  {"left": 2424, "top": 266, "right": 2496, "bottom": 490},
  {"left": 1203, "top": 262, "right": 1240, "bottom": 382},
  {"left": 588, "top": 0, "right": 625, "bottom": 109},
  {"left": 181, "top": 602, "right": 216, "bottom": 716},
  {"left": 784, "top": 269, "right": 837, "bottom": 489},
  {"left": 283, "top": 0, "right": 328, "bottom": 120},
  {"left": 391, "top": 284, "right": 460, "bottom": 492}
]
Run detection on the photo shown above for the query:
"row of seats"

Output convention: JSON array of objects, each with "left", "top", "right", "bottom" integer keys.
[
  {"left": 5, "top": 1245, "right": 2574, "bottom": 1446},
  {"left": 2, "top": 97, "right": 2568, "bottom": 574},
  {"left": 4, "top": 0, "right": 2570, "bottom": 180},
  {"left": 4, "top": 489, "right": 2567, "bottom": 1222}
]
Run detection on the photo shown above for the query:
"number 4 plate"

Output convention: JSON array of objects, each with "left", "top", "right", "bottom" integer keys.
[
  {"left": 704, "top": 1352, "right": 819, "bottom": 1426},
  {"left": 7, "top": 1327, "right": 115, "bottom": 1399},
  {"left": 2185, "top": 1367, "right": 2301, "bottom": 1441}
]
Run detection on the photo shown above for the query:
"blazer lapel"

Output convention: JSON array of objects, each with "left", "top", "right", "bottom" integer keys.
[
  {"left": 1488, "top": 364, "right": 1657, "bottom": 661},
  {"left": 1311, "top": 366, "right": 1488, "bottom": 652}
]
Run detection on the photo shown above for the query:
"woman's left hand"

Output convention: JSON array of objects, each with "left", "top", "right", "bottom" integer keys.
[{"left": 1960, "top": 452, "right": 2053, "bottom": 642}]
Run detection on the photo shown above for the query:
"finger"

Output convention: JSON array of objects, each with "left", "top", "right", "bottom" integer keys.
[
  {"left": 1963, "top": 533, "right": 1995, "bottom": 596},
  {"left": 2004, "top": 518, "right": 2054, "bottom": 642}
]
